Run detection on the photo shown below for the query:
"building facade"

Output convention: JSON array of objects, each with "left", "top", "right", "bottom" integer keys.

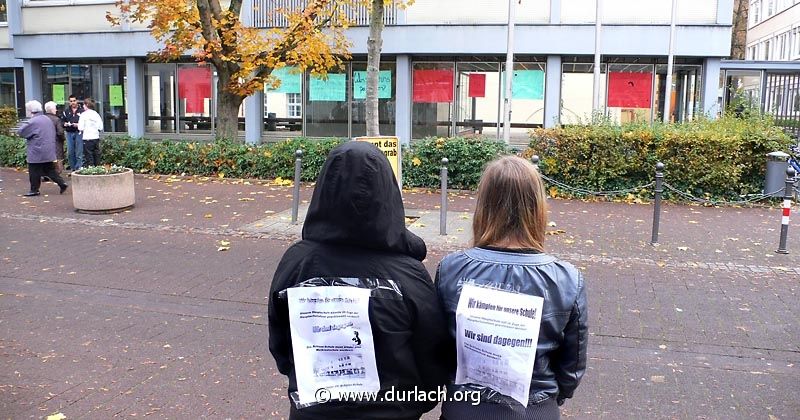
[
  {"left": 1, "top": 0, "right": 735, "bottom": 145},
  {"left": 746, "top": 0, "right": 800, "bottom": 61},
  {"left": 739, "top": 0, "right": 800, "bottom": 137}
]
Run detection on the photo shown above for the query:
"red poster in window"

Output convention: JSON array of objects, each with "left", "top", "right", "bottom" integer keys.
[
  {"left": 468, "top": 73, "right": 486, "bottom": 98},
  {"left": 413, "top": 69, "right": 454, "bottom": 103},
  {"left": 608, "top": 72, "right": 652, "bottom": 108},
  {"left": 178, "top": 66, "right": 212, "bottom": 114}
]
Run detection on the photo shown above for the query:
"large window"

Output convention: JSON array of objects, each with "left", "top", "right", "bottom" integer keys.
[
  {"left": 145, "top": 63, "right": 215, "bottom": 135},
  {"left": 606, "top": 64, "right": 654, "bottom": 124},
  {"left": 305, "top": 69, "right": 349, "bottom": 137},
  {"left": 100, "top": 65, "right": 127, "bottom": 133},
  {"left": 456, "top": 62, "right": 501, "bottom": 138},
  {"left": 412, "top": 62, "right": 455, "bottom": 139},
  {"left": 501, "top": 61, "right": 545, "bottom": 139},
  {"left": 654, "top": 65, "right": 702, "bottom": 123},
  {"left": 145, "top": 64, "right": 177, "bottom": 134},
  {"left": 351, "top": 62, "right": 396, "bottom": 137},
  {"left": 41, "top": 63, "right": 127, "bottom": 132},
  {"left": 0, "top": 69, "right": 15, "bottom": 108},
  {"left": 723, "top": 70, "right": 762, "bottom": 112},
  {"left": 178, "top": 64, "right": 213, "bottom": 134},
  {"left": 265, "top": 66, "right": 304, "bottom": 136},
  {"left": 561, "top": 63, "right": 607, "bottom": 125}
]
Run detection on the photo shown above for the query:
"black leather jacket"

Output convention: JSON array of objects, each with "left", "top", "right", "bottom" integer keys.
[{"left": 436, "top": 247, "right": 588, "bottom": 406}]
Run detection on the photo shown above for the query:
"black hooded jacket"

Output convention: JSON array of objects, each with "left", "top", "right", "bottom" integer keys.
[{"left": 268, "top": 141, "right": 453, "bottom": 420}]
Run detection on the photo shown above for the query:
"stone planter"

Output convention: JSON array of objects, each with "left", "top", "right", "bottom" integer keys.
[{"left": 72, "top": 168, "right": 136, "bottom": 214}]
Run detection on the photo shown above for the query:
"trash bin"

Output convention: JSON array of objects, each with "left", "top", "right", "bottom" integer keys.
[
  {"left": 267, "top": 112, "right": 277, "bottom": 131},
  {"left": 765, "top": 151, "right": 790, "bottom": 197}
]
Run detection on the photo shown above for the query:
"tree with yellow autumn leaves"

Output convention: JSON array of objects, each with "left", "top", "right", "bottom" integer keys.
[{"left": 108, "top": 0, "right": 410, "bottom": 141}]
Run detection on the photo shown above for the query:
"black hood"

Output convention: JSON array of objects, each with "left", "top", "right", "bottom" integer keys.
[{"left": 302, "top": 141, "right": 427, "bottom": 261}]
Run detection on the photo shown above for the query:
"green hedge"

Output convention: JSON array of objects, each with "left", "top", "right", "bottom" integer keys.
[
  {"left": 528, "top": 114, "right": 793, "bottom": 198},
  {"left": 0, "top": 135, "right": 25, "bottom": 167},
  {"left": 402, "top": 137, "right": 510, "bottom": 190},
  {"left": 100, "top": 136, "right": 344, "bottom": 182},
  {"left": 1, "top": 114, "right": 792, "bottom": 198}
]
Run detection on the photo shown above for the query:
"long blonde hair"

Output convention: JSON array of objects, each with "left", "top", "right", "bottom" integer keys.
[{"left": 472, "top": 155, "right": 548, "bottom": 251}]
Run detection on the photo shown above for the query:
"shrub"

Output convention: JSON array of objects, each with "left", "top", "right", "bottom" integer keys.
[
  {"left": 95, "top": 136, "right": 344, "bottom": 182},
  {"left": 403, "top": 137, "right": 510, "bottom": 190},
  {"left": 75, "top": 165, "right": 128, "bottom": 175},
  {"left": 0, "top": 107, "right": 19, "bottom": 136},
  {"left": 529, "top": 114, "right": 793, "bottom": 199},
  {"left": 0, "top": 135, "right": 26, "bottom": 167}
]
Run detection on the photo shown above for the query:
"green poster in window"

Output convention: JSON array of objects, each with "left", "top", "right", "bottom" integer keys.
[
  {"left": 501, "top": 70, "right": 545, "bottom": 100},
  {"left": 52, "top": 85, "right": 66, "bottom": 104},
  {"left": 512, "top": 70, "right": 544, "bottom": 100},
  {"left": 310, "top": 74, "right": 346, "bottom": 101},
  {"left": 268, "top": 67, "right": 302, "bottom": 94},
  {"left": 353, "top": 71, "right": 392, "bottom": 99},
  {"left": 109, "top": 84, "right": 124, "bottom": 107}
]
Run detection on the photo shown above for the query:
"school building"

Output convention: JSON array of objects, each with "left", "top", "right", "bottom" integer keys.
[{"left": 0, "top": 0, "right": 742, "bottom": 146}]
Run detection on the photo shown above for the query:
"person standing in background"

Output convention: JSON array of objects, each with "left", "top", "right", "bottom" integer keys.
[
  {"left": 61, "top": 95, "right": 84, "bottom": 170},
  {"left": 78, "top": 97, "right": 103, "bottom": 167},
  {"left": 17, "top": 100, "right": 68, "bottom": 197},
  {"left": 44, "top": 101, "right": 66, "bottom": 174}
]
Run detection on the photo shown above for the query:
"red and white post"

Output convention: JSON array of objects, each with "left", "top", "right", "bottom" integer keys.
[{"left": 776, "top": 166, "right": 797, "bottom": 254}]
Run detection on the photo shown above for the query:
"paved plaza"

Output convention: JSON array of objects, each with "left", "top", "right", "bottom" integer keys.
[{"left": 1, "top": 167, "right": 799, "bottom": 419}]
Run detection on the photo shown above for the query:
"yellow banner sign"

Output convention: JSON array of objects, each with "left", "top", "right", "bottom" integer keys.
[{"left": 355, "top": 136, "right": 401, "bottom": 186}]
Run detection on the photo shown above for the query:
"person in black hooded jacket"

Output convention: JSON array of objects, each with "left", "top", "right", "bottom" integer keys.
[{"left": 268, "top": 141, "right": 454, "bottom": 420}]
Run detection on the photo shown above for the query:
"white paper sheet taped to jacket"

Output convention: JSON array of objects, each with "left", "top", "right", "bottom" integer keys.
[
  {"left": 288, "top": 286, "right": 380, "bottom": 405},
  {"left": 455, "top": 284, "right": 544, "bottom": 406}
]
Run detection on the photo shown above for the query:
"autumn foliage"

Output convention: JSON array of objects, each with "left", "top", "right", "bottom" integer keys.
[{"left": 106, "top": 0, "right": 358, "bottom": 140}]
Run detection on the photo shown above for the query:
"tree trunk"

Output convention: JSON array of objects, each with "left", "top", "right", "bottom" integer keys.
[
  {"left": 365, "top": 0, "right": 385, "bottom": 137},
  {"left": 215, "top": 70, "right": 245, "bottom": 142},
  {"left": 730, "top": 0, "right": 749, "bottom": 59}
]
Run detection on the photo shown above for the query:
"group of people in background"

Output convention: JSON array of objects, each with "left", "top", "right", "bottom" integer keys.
[{"left": 16, "top": 96, "right": 104, "bottom": 196}]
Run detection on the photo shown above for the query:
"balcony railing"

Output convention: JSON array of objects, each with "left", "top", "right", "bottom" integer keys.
[{"left": 252, "top": 0, "right": 398, "bottom": 28}]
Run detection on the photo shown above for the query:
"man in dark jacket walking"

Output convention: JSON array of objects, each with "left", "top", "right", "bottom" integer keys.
[
  {"left": 61, "top": 95, "right": 83, "bottom": 170},
  {"left": 269, "top": 141, "right": 453, "bottom": 420},
  {"left": 18, "top": 100, "right": 68, "bottom": 196}
]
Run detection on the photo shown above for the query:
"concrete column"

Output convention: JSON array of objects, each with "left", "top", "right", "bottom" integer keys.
[
  {"left": 8, "top": 0, "right": 23, "bottom": 43},
  {"left": 126, "top": 58, "right": 146, "bottom": 138},
  {"left": 701, "top": 57, "right": 722, "bottom": 118},
  {"left": 544, "top": 55, "right": 562, "bottom": 128},
  {"left": 23, "top": 60, "right": 42, "bottom": 104},
  {"left": 245, "top": 90, "right": 264, "bottom": 145},
  {"left": 549, "top": 0, "right": 561, "bottom": 24},
  {"left": 395, "top": 55, "right": 412, "bottom": 146}
]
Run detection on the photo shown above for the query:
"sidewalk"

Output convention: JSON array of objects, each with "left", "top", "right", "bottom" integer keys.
[{"left": 1, "top": 167, "right": 799, "bottom": 419}]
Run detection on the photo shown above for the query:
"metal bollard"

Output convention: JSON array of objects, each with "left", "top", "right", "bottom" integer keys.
[
  {"left": 650, "top": 162, "right": 664, "bottom": 245},
  {"left": 291, "top": 149, "right": 303, "bottom": 225},
  {"left": 776, "top": 166, "right": 797, "bottom": 254},
  {"left": 440, "top": 157, "right": 449, "bottom": 236},
  {"left": 531, "top": 155, "right": 540, "bottom": 170}
]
